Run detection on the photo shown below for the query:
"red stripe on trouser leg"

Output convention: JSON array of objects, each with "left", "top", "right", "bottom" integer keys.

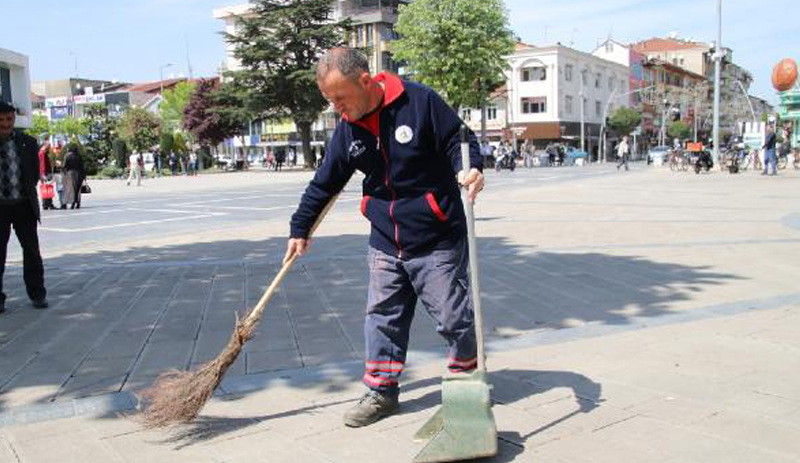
[
  {"left": 363, "top": 373, "right": 398, "bottom": 387},
  {"left": 448, "top": 357, "right": 477, "bottom": 372}
]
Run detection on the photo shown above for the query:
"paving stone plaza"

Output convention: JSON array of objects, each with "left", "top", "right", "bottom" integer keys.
[{"left": 1, "top": 164, "right": 799, "bottom": 462}]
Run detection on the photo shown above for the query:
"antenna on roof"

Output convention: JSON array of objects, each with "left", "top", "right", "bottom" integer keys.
[{"left": 185, "top": 33, "right": 194, "bottom": 79}]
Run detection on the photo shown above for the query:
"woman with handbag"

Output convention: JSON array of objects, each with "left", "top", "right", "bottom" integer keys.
[{"left": 62, "top": 146, "right": 86, "bottom": 210}]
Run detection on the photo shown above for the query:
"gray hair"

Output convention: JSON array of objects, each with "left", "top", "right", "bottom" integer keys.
[{"left": 316, "top": 48, "right": 370, "bottom": 81}]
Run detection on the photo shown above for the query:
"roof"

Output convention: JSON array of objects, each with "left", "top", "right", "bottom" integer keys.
[
  {"left": 515, "top": 42, "right": 535, "bottom": 51},
  {"left": 123, "top": 77, "right": 216, "bottom": 94},
  {"left": 643, "top": 57, "right": 706, "bottom": 81},
  {"left": 632, "top": 37, "right": 708, "bottom": 53}
]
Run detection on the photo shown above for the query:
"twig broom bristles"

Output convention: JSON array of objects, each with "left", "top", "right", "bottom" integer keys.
[{"left": 138, "top": 195, "right": 339, "bottom": 428}]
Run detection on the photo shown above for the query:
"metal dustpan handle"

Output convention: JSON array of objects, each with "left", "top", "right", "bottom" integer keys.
[{"left": 459, "top": 125, "right": 487, "bottom": 373}]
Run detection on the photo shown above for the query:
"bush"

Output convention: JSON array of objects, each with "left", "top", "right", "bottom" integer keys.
[{"left": 97, "top": 165, "right": 126, "bottom": 179}]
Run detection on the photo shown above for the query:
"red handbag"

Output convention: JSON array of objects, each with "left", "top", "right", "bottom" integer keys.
[{"left": 39, "top": 183, "right": 55, "bottom": 199}]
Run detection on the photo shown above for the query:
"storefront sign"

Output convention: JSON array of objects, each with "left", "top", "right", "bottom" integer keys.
[{"left": 74, "top": 94, "right": 106, "bottom": 105}]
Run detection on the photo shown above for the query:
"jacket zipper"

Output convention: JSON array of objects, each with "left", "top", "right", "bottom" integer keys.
[{"left": 377, "top": 136, "right": 402, "bottom": 258}]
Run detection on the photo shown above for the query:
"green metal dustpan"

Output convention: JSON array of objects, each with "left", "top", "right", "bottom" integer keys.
[{"left": 412, "top": 127, "right": 497, "bottom": 463}]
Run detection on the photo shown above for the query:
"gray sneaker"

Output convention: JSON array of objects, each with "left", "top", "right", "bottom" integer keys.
[{"left": 343, "top": 390, "right": 399, "bottom": 427}]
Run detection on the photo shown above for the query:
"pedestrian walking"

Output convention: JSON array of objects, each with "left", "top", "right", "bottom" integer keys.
[
  {"left": 616, "top": 135, "right": 630, "bottom": 171},
  {"left": 0, "top": 101, "right": 48, "bottom": 313},
  {"left": 762, "top": 125, "right": 778, "bottom": 176},
  {"left": 126, "top": 152, "right": 143, "bottom": 186},
  {"left": 522, "top": 140, "right": 534, "bottom": 168},
  {"left": 169, "top": 152, "right": 178, "bottom": 176},
  {"left": 37, "top": 139, "right": 54, "bottom": 210},
  {"left": 61, "top": 146, "right": 85, "bottom": 209},
  {"left": 285, "top": 48, "right": 484, "bottom": 428},
  {"left": 189, "top": 151, "right": 198, "bottom": 176},
  {"left": 275, "top": 149, "right": 285, "bottom": 171}
]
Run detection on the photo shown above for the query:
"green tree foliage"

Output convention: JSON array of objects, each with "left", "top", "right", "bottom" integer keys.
[
  {"left": 160, "top": 81, "right": 197, "bottom": 132},
  {"left": 118, "top": 107, "right": 161, "bottom": 154},
  {"left": 224, "top": 0, "right": 349, "bottom": 167},
  {"left": 83, "top": 104, "right": 118, "bottom": 175},
  {"left": 668, "top": 120, "right": 692, "bottom": 140},
  {"left": 392, "top": 0, "right": 515, "bottom": 111},
  {"left": 210, "top": 81, "right": 255, "bottom": 148},
  {"left": 159, "top": 131, "right": 175, "bottom": 157},
  {"left": 51, "top": 116, "right": 89, "bottom": 142},
  {"left": 26, "top": 114, "right": 51, "bottom": 140},
  {"left": 609, "top": 107, "right": 643, "bottom": 136},
  {"left": 173, "top": 132, "right": 189, "bottom": 155}
]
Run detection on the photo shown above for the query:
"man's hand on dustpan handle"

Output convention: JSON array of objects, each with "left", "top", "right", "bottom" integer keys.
[{"left": 457, "top": 125, "right": 485, "bottom": 204}]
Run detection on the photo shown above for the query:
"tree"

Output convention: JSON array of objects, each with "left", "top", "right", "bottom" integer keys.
[
  {"left": 26, "top": 114, "right": 51, "bottom": 140},
  {"left": 160, "top": 81, "right": 197, "bottom": 132},
  {"left": 392, "top": 0, "right": 515, "bottom": 113},
  {"left": 183, "top": 79, "right": 237, "bottom": 151},
  {"left": 159, "top": 131, "right": 175, "bottom": 158},
  {"left": 118, "top": 107, "right": 161, "bottom": 154},
  {"left": 83, "top": 104, "right": 118, "bottom": 174},
  {"left": 210, "top": 79, "right": 258, "bottom": 150},
  {"left": 609, "top": 107, "right": 643, "bottom": 137},
  {"left": 51, "top": 116, "right": 89, "bottom": 142},
  {"left": 224, "top": 0, "right": 349, "bottom": 167},
  {"left": 668, "top": 121, "right": 692, "bottom": 140}
]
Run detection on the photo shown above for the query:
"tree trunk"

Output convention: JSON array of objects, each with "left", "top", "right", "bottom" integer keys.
[{"left": 297, "top": 120, "right": 314, "bottom": 168}]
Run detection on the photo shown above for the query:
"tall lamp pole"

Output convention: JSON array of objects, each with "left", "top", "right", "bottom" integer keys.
[
  {"left": 159, "top": 63, "right": 174, "bottom": 95},
  {"left": 712, "top": 0, "right": 722, "bottom": 162}
]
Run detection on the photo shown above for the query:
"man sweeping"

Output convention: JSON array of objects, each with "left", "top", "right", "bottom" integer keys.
[{"left": 285, "top": 47, "right": 485, "bottom": 427}]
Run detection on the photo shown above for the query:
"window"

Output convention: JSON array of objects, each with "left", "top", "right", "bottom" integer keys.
[
  {"left": 595, "top": 73, "right": 601, "bottom": 88},
  {"left": 608, "top": 76, "right": 615, "bottom": 91},
  {"left": 521, "top": 97, "right": 546, "bottom": 114},
  {"left": 521, "top": 66, "right": 547, "bottom": 82},
  {"left": 460, "top": 108, "right": 471, "bottom": 122},
  {"left": 0, "top": 67, "right": 10, "bottom": 104},
  {"left": 565, "top": 64, "right": 573, "bottom": 82},
  {"left": 605, "top": 42, "right": 614, "bottom": 53},
  {"left": 366, "top": 24, "right": 374, "bottom": 46},
  {"left": 486, "top": 105, "right": 497, "bottom": 121},
  {"left": 565, "top": 95, "right": 573, "bottom": 114},
  {"left": 355, "top": 25, "right": 364, "bottom": 46},
  {"left": 595, "top": 100, "right": 601, "bottom": 116}
]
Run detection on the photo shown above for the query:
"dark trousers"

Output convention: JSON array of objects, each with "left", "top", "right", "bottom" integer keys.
[
  {"left": 0, "top": 202, "right": 46, "bottom": 304},
  {"left": 363, "top": 240, "right": 477, "bottom": 394}
]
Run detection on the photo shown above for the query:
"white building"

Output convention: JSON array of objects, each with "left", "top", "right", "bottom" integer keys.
[
  {"left": 0, "top": 48, "right": 33, "bottom": 129},
  {"left": 465, "top": 43, "right": 629, "bottom": 159}
]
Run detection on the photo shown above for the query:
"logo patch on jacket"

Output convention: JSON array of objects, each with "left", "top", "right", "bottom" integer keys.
[
  {"left": 348, "top": 140, "right": 367, "bottom": 160},
  {"left": 395, "top": 125, "right": 413, "bottom": 144}
]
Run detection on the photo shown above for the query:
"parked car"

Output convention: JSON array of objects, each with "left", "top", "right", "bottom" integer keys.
[
  {"left": 648, "top": 146, "right": 670, "bottom": 166},
  {"left": 216, "top": 155, "right": 233, "bottom": 170}
]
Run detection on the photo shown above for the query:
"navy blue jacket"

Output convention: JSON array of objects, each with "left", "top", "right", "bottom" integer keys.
[{"left": 290, "top": 73, "right": 482, "bottom": 259}]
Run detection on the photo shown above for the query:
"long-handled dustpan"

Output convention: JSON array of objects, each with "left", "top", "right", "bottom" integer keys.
[{"left": 412, "top": 126, "right": 497, "bottom": 463}]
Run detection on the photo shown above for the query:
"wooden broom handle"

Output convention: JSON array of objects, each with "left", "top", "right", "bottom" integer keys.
[{"left": 243, "top": 194, "right": 339, "bottom": 329}]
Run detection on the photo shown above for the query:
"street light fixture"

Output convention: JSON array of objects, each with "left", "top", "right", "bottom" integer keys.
[{"left": 159, "top": 63, "right": 174, "bottom": 95}]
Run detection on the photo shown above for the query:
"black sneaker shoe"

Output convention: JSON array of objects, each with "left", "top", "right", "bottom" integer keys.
[
  {"left": 343, "top": 390, "right": 399, "bottom": 428},
  {"left": 31, "top": 298, "right": 49, "bottom": 309}
]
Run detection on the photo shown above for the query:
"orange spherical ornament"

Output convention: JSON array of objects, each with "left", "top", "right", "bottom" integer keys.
[{"left": 772, "top": 58, "right": 798, "bottom": 92}]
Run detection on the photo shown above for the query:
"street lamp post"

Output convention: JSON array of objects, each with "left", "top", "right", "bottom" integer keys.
[
  {"left": 159, "top": 63, "right": 174, "bottom": 95},
  {"left": 712, "top": 0, "right": 723, "bottom": 162}
]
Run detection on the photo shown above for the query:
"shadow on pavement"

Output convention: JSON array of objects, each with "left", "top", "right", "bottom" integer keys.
[{"left": 0, "top": 233, "right": 740, "bottom": 416}]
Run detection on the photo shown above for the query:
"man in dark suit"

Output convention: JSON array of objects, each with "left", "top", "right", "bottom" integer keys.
[{"left": 0, "top": 101, "right": 48, "bottom": 314}]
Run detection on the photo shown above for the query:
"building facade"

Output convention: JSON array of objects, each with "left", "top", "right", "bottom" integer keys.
[{"left": 0, "top": 47, "right": 33, "bottom": 129}]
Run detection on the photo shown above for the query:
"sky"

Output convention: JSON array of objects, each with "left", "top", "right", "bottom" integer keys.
[{"left": 3, "top": 0, "right": 797, "bottom": 105}]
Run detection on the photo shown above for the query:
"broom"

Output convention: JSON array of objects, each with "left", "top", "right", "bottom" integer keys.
[{"left": 138, "top": 195, "right": 339, "bottom": 428}]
